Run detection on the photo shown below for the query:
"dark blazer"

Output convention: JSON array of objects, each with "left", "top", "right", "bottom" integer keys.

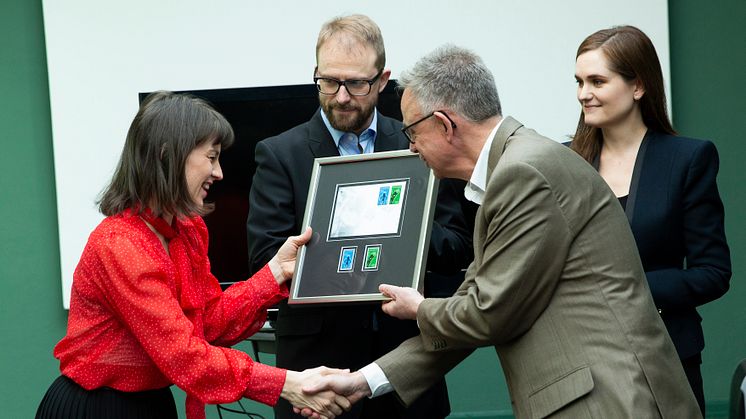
[
  {"left": 614, "top": 130, "right": 731, "bottom": 360},
  {"left": 247, "top": 109, "right": 475, "bottom": 419}
]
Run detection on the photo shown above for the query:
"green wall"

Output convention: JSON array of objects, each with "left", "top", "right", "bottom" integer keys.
[
  {"left": 1, "top": 1, "right": 743, "bottom": 418},
  {"left": 0, "top": 0, "right": 69, "bottom": 416},
  {"left": 668, "top": 2, "right": 746, "bottom": 417}
]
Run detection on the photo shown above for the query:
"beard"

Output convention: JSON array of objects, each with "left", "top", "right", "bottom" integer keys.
[{"left": 321, "top": 99, "right": 376, "bottom": 133}]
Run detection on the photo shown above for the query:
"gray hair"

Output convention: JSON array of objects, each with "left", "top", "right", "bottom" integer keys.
[{"left": 397, "top": 44, "right": 501, "bottom": 122}]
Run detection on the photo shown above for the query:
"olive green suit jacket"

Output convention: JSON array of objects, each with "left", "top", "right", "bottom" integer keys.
[{"left": 376, "top": 117, "right": 700, "bottom": 418}]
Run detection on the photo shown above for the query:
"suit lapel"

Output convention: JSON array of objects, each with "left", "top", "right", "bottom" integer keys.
[
  {"left": 591, "top": 129, "right": 653, "bottom": 224},
  {"left": 307, "top": 109, "right": 340, "bottom": 158},
  {"left": 625, "top": 130, "right": 653, "bottom": 224},
  {"left": 474, "top": 116, "right": 524, "bottom": 264},
  {"left": 486, "top": 116, "right": 523, "bottom": 180},
  {"left": 374, "top": 110, "right": 408, "bottom": 152},
  {"left": 374, "top": 136, "right": 405, "bottom": 152}
]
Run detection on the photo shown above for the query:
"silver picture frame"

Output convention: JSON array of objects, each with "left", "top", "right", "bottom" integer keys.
[{"left": 289, "top": 150, "right": 439, "bottom": 304}]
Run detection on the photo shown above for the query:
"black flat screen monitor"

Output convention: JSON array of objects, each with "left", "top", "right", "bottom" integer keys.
[{"left": 141, "top": 83, "right": 403, "bottom": 286}]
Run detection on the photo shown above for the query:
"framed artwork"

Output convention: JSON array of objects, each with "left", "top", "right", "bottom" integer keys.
[{"left": 289, "top": 150, "right": 438, "bottom": 304}]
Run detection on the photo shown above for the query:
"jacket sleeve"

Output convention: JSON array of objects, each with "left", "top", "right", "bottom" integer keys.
[
  {"left": 183, "top": 217, "right": 288, "bottom": 346},
  {"left": 375, "top": 336, "right": 474, "bottom": 406},
  {"left": 645, "top": 140, "right": 731, "bottom": 309},
  {"left": 95, "top": 233, "right": 286, "bottom": 406},
  {"left": 203, "top": 265, "right": 289, "bottom": 346}
]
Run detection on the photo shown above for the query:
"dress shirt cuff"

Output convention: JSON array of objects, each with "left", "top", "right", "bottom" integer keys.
[{"left": 359, "top": 363, "right": 393, "bottom": 398}]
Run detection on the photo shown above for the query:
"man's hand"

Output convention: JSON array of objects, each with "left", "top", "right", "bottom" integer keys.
[
  {"left": 380, "top": 284, "right": 424, "bottom": 320},
  {"left": 294, "top": 371, "right": 372, "bottom": 417},
  {"left": 281, "top": 366, "right": 351, "bottom": 419},
  {"left": 269, "top": 227, "right": 312, "bottom": 284}
]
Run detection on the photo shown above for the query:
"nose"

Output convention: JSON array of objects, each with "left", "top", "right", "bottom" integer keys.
[
  {"left": 213, "top": 161, "right": 224, "bottom": 181},
  {"left": 577, "top": 83, "right": 591, "bottom": 102},
  {"left": 408, "top": 141, "right": 417, "bottom": 153},
  {"left": 336, "top": 85, "right": 351, "bottom": 104}
]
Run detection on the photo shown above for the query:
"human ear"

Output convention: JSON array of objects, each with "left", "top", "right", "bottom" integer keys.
[
  {"left": 377, "top": 69, "right": 392, "bottom": 93},
  {"left": 633, "top": 79, "right": 645, "bottom": 101}
]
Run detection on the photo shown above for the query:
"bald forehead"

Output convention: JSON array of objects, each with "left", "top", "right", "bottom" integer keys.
[
  {"left": 316, "top": 36, "right": 379, "bottom": 79},
  {"left": 318, "top": 35, "right": 376, "bottom": 61}
]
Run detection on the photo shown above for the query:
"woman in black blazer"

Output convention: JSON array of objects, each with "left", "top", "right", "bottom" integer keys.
[{"left": 571, "top": 25, "right": 731, "bottom": 415}]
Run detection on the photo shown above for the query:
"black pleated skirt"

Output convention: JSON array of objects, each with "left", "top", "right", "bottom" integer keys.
[{"left": 36, "top": 375, "right": 177, "bottom": 419}]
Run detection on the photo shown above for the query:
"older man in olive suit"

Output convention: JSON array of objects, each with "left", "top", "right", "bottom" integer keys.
[{"left": 302, "top": 45, "right": 701, "bottom": 419}]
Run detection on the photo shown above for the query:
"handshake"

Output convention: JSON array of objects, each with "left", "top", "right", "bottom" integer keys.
[
  {"left": 281, "top": 367, "right": 371, "bottom": 419},
  {"left": 277, "top": 284, "right": 425, "bottom": 418}
]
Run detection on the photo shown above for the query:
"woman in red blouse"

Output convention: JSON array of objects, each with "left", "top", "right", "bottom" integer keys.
[{"left": 37, "top": 91, "right": 350, "bottom": 419}]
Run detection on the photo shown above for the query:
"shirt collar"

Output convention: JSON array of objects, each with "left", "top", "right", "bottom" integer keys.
[
  {"left": 320, "top": 108, "right": 379, "bottom": 154},
  {"left": 464, "top": 118, "right": 504, "bottom": 205}
]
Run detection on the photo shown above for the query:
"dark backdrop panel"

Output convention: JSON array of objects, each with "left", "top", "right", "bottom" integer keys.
[{"left": 142, "top": 84, "right": 403, "bottom": 284}]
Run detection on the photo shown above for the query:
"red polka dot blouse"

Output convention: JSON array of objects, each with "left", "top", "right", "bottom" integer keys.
[{"left": 54, "top": 209, "right": 288, "bottom": 419}]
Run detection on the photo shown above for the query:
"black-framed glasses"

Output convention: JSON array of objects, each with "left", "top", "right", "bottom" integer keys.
[
  {"left": 401, "top": 110, "right": 457, "bottom": 144},
  {"left": 314, "top": 70, "right": 383, "bottom": 96}
]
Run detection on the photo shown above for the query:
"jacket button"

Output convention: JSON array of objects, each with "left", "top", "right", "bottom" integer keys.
[{"left": 432, "top": 338, "right": 447, "bottom": 350}]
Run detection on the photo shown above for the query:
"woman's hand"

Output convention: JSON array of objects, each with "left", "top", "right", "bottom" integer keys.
[
  {"left": 269, "top": 227, "right": 312, "bottom": 284},
  {"left": 281, "top": 367, "right": 352, "bottom": 419}
]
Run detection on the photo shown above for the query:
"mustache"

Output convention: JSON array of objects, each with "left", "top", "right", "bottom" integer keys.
[{"left": 330, "top": 102, "right": 359, "bottom": 111}]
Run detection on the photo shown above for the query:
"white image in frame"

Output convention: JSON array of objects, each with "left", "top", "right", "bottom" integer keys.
[{"left": 328, "top": 179, "right": 408, "bottom": 240}]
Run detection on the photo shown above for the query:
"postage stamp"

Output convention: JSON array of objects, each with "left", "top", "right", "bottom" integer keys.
[
  {"left": 362, "top": 244, "right": 382, "bottom": 271},
  {"left": 377, "top": 186, "right": 390, "bottom": 206},
  {"left": 389, "top": 185, "right": 402, "bottom": 205},
  {"left": 338, "top": 246, "right": 357, "bottom": 272}
]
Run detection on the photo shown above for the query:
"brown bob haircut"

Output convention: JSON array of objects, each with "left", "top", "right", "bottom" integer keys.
[
  {"left": 571, "top": 25, "right": 676, "bottom": 163},
  {"left": 98, "top": 91, "right": 234, "bottom": 218}
]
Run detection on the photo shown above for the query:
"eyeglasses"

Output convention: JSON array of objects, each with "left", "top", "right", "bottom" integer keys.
[
  {"left": 401, "top": 111, "right": 457, "bottom": 144},
  {"left": 314, "top": 70, "right": 383, "bottom": 96}
]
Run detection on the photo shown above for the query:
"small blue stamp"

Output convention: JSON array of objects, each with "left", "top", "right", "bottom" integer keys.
[
  {"left": 338, "top": 246, "right": 357, "bottom": 272},
  {"left": 377, "top": 186, "right": 390, "bottom": 205}
]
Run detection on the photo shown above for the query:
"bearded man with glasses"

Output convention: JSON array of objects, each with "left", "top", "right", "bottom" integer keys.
[{"left": 247, "top": 14, "right": 477, "bottom": 419}]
